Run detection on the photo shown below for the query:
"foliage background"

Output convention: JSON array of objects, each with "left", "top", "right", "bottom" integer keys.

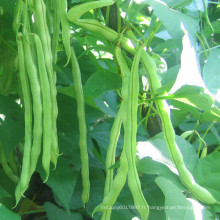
[{"left": 0, "top": 0, "right": 220, "bottom": 219}]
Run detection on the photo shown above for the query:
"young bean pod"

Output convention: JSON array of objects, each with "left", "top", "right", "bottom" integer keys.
[
  {"left": 22, "top": 34, "right": 43, "bottom": 187},
  {"left": 67, "top": 0, "right": 115, "bottom": 22},
  {"left": 33, "top": 0, "right": 59, "bottom": 172},
  {"left": 15, "top": 32, "right": 33, "bottom": 204},
  {"left": 93, "top": 42, "right": 132, "bottom": 219},
  {"left": 70, "top": 47, "right": 90, "bottom": 205},
  {"left": 141, "top": 51, "right": 219, "bottom": 205},
  {"left": 33, "top": 34, "right": 53, "bottom": 178},
  {"left": 124, "top": 44, "right": 149, "bottom": 220}
]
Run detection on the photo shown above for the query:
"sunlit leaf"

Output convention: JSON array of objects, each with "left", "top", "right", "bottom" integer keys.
[{"left": 203, "top": 48, "right": 220, "bottom": 102}]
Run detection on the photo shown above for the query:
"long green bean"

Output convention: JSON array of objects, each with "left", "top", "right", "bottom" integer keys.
[
  {"left": 33, "top": 34, "right": 53, "bottom": 177},
  {"left": 70, "top": 47, "right": 90, "bottom": 205},
  {"left": 15, "top": 32, "right": 33, "bottom": 204}
]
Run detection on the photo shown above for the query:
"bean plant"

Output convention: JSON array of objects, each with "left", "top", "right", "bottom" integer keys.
[{"left": 0, "top": 0, "right": 220, "bottom": 219}]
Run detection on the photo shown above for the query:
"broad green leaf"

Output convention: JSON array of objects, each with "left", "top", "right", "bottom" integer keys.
[
  {"left": 142, "top": 0, "right": 198, "bottom": 46},
  {"left": 161, "top": 0, "right": 192, "bottom": 8},
  {"left": 137, "top": 132, "right": 199, "bottom": 174},
  {"left": 169, "top": 29, "right": 207, "bottom": 94},
  {"left": 0, "top": 186, "right": 11, "bottom": 199},
  {"left": 137, "top": 157, "right": 185, "bottom": 190},
  {"left": 170, "top": 100, "right": 201, "bottom": 126},
  {"left": 58, "top": 86, "right": 98, "bottom": 109},
  {"left": 0, "top": 170, "right": 15, "bottom": 207},
  {"left": 170, "top": 85, "right": 220, "bottom": 120},
  {"left": 39, "top": 157, "right": 79, "bottom": 214},
  {"left": 90, "top": 117, "right": 123, "bottom": 156},
  {"left": 155, "top": 176, "right": 213, "bottom": 220},
  {"left": 172, "top": 85, "right": 213, "bottom": 109},
  {"left": 194, "top": 0, "right": 208, "bottom": 12},
  {"left": 93, "top": 90, "right": 118, "bottom": 117},
  {"left": 194, "top": 152, "right": 220, "bottom": 202},
  {"left": 0, "top": 0, "right": 15, "bottom": 16},
  {"left": 0, "top": 95, "right": 24, "bottom": 158},
  {"left": 203, "top": 48, "right": 220, "bottom": 102},
  {"left": 44, "top": 202, "right": 83, "bottom": 220},
  {"left": 0, "top": 203, "right": 20, "bottom": 220},
  {"left": 84, "top": 70, "right": 122, "bottom": 98}
]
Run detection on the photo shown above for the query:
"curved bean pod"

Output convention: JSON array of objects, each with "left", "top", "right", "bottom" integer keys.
[
  {"left": 141, "top": 51, "right": 219, "bottom": 205},
  {"left": 67, "top": 0, "right": 115, "bottom": 22}
]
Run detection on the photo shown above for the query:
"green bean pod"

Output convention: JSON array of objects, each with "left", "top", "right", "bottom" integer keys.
[
  {"left": 93, "top": 43, "right": 130, "bottom": 220},
  {"left": 15, "top": 32, "right": 33, "bottom": 204},
  {"left": 101, "top": 107, "right": 123, "bottom": 220},
  {"left": 71, "top": 47, "right": 90, "bottom": 205},
  {"left": 33, "top": 0, "right": 59, "bottom": 170},
  {"left": 124, "top": 45, "right": 149, "bottom": 220},
  {"left": 104, "top": 108, "right": 122, "bottom": 195},
  {"left": 22, "top": 34, "right": 43, "bottom": 187},
  {"left": 93, "top": 148, "right": 128, "bottom": 217},
  {"left": 59, "top": 0, "right": 71, "bottom": 65},
  {"left": 141, "top": 51, "right": 219, "bottom": 205},
  {"left": 67, "top": 0, "right": 115, "bottom": 22},
  {"left": 33, "top": 34, "right": 53, "bottom": 179}
]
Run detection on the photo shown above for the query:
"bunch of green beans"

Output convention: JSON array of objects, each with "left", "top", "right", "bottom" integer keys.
[
  {"left": 66, "top": 0, "right": 220, "bottom": 219},
  {"left": 14, "top": 0, "right": 60, "bottom": 205}
]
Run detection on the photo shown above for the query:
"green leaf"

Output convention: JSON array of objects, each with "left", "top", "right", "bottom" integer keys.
[
  {"left": 0, "top": 203, "right": 20, "bottom": 220},
  {"left": 38, "top": 157, "right": 79, "bottom": 214},
  {"left": 58, "top": 86, "right": 98, "bottom": 109},
  {"left": 146, "top": 0, "right": 198, "bottom": 46},
  {"left": 44, "top": 202, "right": 83, "bottom": 220},
  {"left": 0, "top": 170, "right": 15, "bottom": 207},
  {"left": 155, "top": 176, "right": 213, "bottom": 220},
  {"left": 84, "top": 70, "right": 122, "bottom": 98},
  {"left": 0, "top": 0, "right": 15, "bottom": 16},
  {"left": 169, "top": 29, "right": 206, "bottom": 94},
  {"left": 170, "top": 100, "right": 201, "bottom": 126},
  {"left": 170, "top": 85, "right": 220, "bottom": 120},
  {"left": 0, "top": 95, "right": 24, "bottom": 158},
  {"left": 137, "top": 157, "right": 185, "bottom": 191},
  {"left": 137, "top": 132, "right": 199, "bottom": 174},
  {"left": 194, "top": 152, "right": 220, "bottom": 202},
  {"left": 203, "top": 48, "right": 220, "bottom": 102}
]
